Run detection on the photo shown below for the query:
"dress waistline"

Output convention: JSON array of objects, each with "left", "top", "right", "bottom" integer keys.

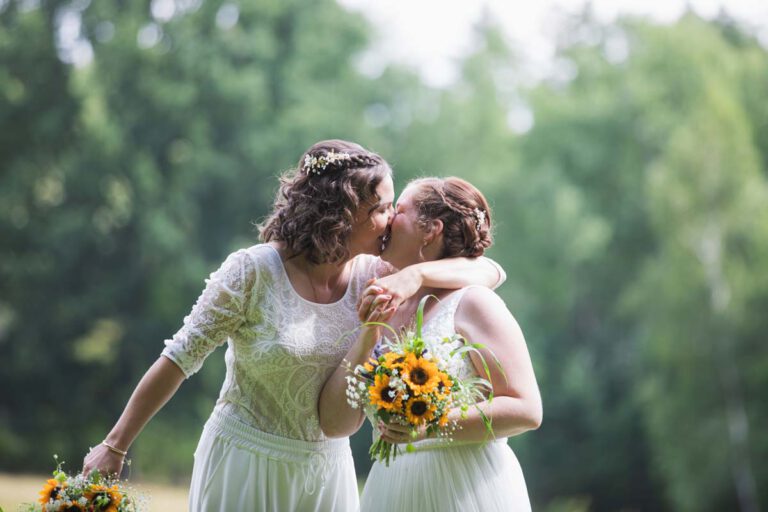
[
  {"left": 409, "top": 437, "right": 507, "bottom": 453},
  {"left": 204, "top": 408, "right": 351, "bottom": 464},
  {"left": 204, "top": 408, "right": 351, "bottom": 494}
]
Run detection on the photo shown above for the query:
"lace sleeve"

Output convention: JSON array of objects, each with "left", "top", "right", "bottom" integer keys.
[{"left": 161, "top": 249, "right": 257, "bottom": 378}]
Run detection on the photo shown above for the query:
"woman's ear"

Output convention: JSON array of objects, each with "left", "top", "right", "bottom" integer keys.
[{"left": 423, "top": 219, "right": 444, "bottom": 244}]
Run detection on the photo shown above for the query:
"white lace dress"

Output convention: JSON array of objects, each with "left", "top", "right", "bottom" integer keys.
[
  {"left": 359, "top": 288, "right": 532, "bottom": 512},
  {"left": 161, "top": 244, "right": 386, "bottom": 512}
]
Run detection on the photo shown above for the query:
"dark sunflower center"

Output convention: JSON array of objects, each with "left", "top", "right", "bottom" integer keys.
[
  {"left": 410, "top": 368, "right": 428, "bottom": 385},
  {"left": 411, "top": 401, "right": 428, "bottom": 416},
  {"left": 381, "top": 386, "right": 396, "bottom": 403},
  {"left": 51, "top": 486, "right": 62, "bottom": 500}
]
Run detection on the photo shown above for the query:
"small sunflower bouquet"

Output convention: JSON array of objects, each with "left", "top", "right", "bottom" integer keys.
[
  {"left": 345, "top": 296, "right": 498, "bottom": 466},
  {"left": 21, "top": 456, "right": 145, "bottom": 512}
]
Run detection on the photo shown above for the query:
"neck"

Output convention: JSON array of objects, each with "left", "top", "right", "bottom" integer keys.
[
  {"left": 295, "top": 254, "right": 347, "bottom": 286},
  {"left": 276, "top": 244, "right": 352, "bottom": 303}
]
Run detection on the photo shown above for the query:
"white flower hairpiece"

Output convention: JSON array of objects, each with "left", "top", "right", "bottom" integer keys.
[
  {"left": 303, "top": 150, "right": 352, "bottom": 175},
  {"left": 473, "top": 208, "right": 486, "bottom": 229}
]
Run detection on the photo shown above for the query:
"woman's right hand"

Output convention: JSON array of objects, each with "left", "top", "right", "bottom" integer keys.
[
  {"left": 357, "top": 280, "right": 395, "bottom": 322},
  {"left": 82, "top": 443, "right": 125, "bottom": 478}
]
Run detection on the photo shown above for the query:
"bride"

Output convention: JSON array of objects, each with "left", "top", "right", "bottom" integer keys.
[
  {"left": 320, "top": 177, "right": 542, "bottom": 511},
  {"left": 82, "top": 141, "right": 505, "bottom": 512}
]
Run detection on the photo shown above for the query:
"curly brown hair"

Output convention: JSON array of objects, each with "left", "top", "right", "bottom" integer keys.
[
  {"left": 408, "top": 177, "right": 493, "bottom": 258},
  {"left": 259, "top": 140, "right": 392, "bottom": 264}
]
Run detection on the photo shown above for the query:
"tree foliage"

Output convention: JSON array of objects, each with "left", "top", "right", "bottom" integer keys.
[{"left": 1, "top": 2, "right": 767, "bottom": 510}]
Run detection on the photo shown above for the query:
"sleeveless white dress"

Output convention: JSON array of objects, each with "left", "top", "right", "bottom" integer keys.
[
  {"left": 359, "top": 288, "right": 532, "bottom": 512},
  {"left": 161, "top": 244, "right": 387, "bottom": 512}
]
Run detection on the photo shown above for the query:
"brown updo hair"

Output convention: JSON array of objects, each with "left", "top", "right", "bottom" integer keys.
[
  {"left": 408, "top": 177, "right": 492, "bottom": 258},
  {"left": 259, "top": 139, "right": 392, "bottom": 264}
]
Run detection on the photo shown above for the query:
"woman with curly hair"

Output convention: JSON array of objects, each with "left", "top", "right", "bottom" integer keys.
[{"left": 82, "top": 140, "right": 505, "bottom": 512}]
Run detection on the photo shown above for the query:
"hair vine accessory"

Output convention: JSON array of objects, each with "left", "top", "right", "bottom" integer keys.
[
  {"left": 473, "top": 208, "right": 486, "bottom": 230},
  {"left": 303, "top": 150, "right": 352, "bottom": 175}
]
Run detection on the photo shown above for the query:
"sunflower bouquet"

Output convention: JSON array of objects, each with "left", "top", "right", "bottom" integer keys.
[
  {"left": 21, "top": 456, "right": 145, "bottom": 512},
  {"left": 345, "top": 296, "right": 498, "bottom": 466}
]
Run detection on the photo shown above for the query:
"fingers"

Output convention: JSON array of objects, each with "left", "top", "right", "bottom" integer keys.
[
  {"left": 379, "top": 420, "right": 409, "bottom": 434},
  {"left": 377, "top": 422, "right": 412, "bottom": 444},
  {"left": 82, "top": 447, "right": 124, "bottom": 478},
  {"left": 357, "top": 294, "right": 376, "bottom": 321},
  {"left": 361, "top": 284, "right": 386, "bottom": 299},
  {"left": 366, "top": 306, "right": 396, "bottom": 323},
  {"left": 357, "top": 286, "right": 388, "bottom": 321},
  {"left": 363, "top": 295, "right": 392, "bottom": 322},
  {"left": 377, "top": 306, "right": 397, "bottom": 323}
]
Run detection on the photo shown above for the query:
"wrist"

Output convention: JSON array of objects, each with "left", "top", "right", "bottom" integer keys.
[
  {"left": 104, "top": 432, "right": 130, "bottom": 453},
  {"left": 405, "top": 265, "right": 424, "bottom": 287},
  {"left": 101, "top": 440, "right": 128, "bottom": 457},
  {"left": 361, "top": 326, "right": 381, "bottom": 346}
]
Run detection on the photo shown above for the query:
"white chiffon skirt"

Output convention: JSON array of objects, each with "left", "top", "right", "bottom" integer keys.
[
  {"left": 360, "top": 438, "right": 531, "bottom": 512},
  {"left": 188, "top": 409, "right": 359, "bottom": 512}
]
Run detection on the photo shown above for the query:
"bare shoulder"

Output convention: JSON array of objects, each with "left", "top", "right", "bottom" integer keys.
[
  {"left": 456, "top": 286, "right": 508, "bottom": 317},
  {"left": 454, "top": 286, "right": 522, "bottom": 340}
]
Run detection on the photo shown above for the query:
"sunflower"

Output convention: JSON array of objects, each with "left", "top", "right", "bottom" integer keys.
[
  {"left": 402, "top": 353, "right": 440, "bottom": 395},
  {"left": 438, "top": 411, "right": 450, "bottom": 427},
  {"left": 368, "top": 374, "right": 403, "bottom": 411},
  {"left": 381, "top": 351, "right": 408, "bottom": 371},
  {"left": 39, "top": 478, "right": 67, "bottom": 505},
  {"left": 435, "top": 371, "right": 453, "bottom": 398},
  {"left": 86, "top": 484, "right": 123, "bottom": 512},
  {"left": 362, "top": 357, "right": 378, "bottom": 373},
  {"left": 404, "top": 396, "right": 437, "bottom": 425}
]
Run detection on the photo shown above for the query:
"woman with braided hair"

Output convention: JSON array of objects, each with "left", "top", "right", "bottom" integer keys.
[
  {"left": 81, "top": 141, "right": 506, "bottom": 512},
  {"left": 320, "top": 176, "right": 541, "bottom": 511}
]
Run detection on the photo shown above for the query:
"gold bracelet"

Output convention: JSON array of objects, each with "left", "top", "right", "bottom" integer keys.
[{"left": 101, "top": 440, "right": 128, "bottom": 457}]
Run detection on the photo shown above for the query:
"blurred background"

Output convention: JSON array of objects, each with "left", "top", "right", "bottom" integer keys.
[{"left": 1, "top": 0, "right": 767, "bottom": 510}]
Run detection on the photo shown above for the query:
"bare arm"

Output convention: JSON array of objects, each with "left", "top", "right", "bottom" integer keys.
[
  {"left": 414, "top": 256, "right": 505, "bottom": 290},
  {"left": 82, "top": 356, "right": 186, "bottom": 475},
  {"left": 360, "top": 256, "right": 506, "bottom": 316},
  {"left": 318, "top": 296, "right": 396, "bottom": 438},
  {"left": 379, "top": 287, "right": 542, "bottom": 444}
]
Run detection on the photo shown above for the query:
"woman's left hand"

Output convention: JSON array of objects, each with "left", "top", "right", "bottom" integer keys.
[{"left": 377, "top": 420, "right": 428, "bottom": 444}]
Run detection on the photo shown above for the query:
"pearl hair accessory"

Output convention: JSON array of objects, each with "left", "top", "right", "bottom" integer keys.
[{"left": 473, "top": 208, "right": 486, "bottom": 230}]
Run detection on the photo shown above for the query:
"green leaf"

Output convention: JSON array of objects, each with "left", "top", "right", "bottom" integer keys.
[
  {"left": 475, "top": 404, "right": 494, "bottom": 439},
  {"left": 414, "top": 295, "right": 438, "bottom": 351}
]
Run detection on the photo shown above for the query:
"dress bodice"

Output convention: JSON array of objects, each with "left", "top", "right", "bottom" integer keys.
[
  {"left": 162, "top": 245, "right": 388, "bottom": 441},
  {"left": 420, "top": 288, "right": 479, "bottom": 382}
]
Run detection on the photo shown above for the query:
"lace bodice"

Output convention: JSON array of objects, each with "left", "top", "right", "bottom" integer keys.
[
  {"left": 162, "top": 245, "right": 388, "bottom": 441},
  {"left": 420, "top": 288, "right": 479, "bottom": 382}
]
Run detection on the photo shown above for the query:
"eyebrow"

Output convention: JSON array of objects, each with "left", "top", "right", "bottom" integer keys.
[{"left": 368, "top": 200, "right": 392, "bottom": 214}]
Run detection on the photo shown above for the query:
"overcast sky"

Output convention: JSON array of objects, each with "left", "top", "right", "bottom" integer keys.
[{"left": 337, "top": 0, "right": 768, "bottom": 87}]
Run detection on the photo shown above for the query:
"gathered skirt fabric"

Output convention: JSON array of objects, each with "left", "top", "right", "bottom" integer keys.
[
  {"left": 188, "top": 409, "right": 359, "bottom": 512},
  {"left": 360, "top": 439, "right": 531, "bottom": 512}
]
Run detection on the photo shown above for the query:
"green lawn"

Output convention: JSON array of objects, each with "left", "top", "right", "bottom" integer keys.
[{"left": 0, "top": 473, "right": 188, "bottom": 512}]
